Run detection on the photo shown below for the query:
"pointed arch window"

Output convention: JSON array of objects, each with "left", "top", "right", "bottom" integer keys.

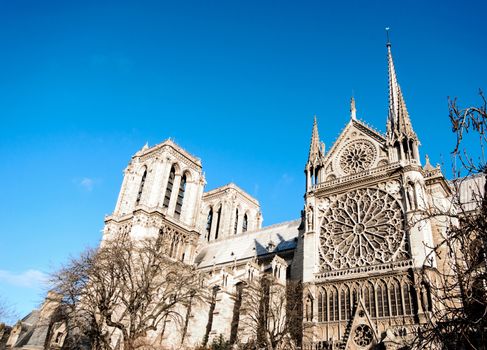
[
  {"left": 391, "top": 279, "right": 402, "bottom": 316},
  {"left": 329, "top": 287, "right": 339, "bottom": 321},
  {"left": 135, "top": 169, "right": 147, "bottom": 206},
  {"left": 234, "top": 209, "right": 239, "bottom": 235},
  {"left": 214, "top": 206, "right": 222, "bottom": 240},
  {"left": 174, "top": 173, "right": 187, "bottom": 219},
  {"left": 403, "top": 282, "right": 412, "bottom": 315},
  {"left": 242, "top": 213, "right": 248, "bottom": 233},
  {"left": 163, "top": 166, "right": 176, "bottom": 208},
  {"left": 377, "top": 281, "right": 389, "bottom": 317},
  {"left": 340, "top": 288, "right": 350, "bottom": 320},
  {"left": 206, "top": 208, "right": 213, "bottom": 242},
  {"left": 364, "top": 282, "right": 376, "bottom": 318}
]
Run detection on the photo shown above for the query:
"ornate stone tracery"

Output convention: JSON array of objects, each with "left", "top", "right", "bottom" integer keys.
[
  {"left": 339, "top": 140, "right": 377, "bottom": 174},
  {"left": 353, "top": 324, "right": 373, "bottom": 347},
  {"left": 319, "top": 188, "right": 409, "bottom": 270}
]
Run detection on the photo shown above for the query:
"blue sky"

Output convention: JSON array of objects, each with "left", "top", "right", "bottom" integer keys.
[{"left": 0, "top": 0, "right": 485, "bottom": 321}]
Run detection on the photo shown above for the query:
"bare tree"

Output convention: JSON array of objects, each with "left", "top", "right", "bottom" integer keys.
[
  {"left": 51, "top": 234, "right": 205, "bottom": 350},
  {"left": 236, "top": 276, "right": 303, "bottom": 350},
  {"left": 413, "top": 90, "right": 487, "bottom": 349},
  {"left": 0, "top": 296, "right": 17, "bottom": 325}
]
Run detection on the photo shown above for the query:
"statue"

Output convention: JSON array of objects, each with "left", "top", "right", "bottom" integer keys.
[{"left": 306, "top": 204, "right": 314, "bottom": 231}]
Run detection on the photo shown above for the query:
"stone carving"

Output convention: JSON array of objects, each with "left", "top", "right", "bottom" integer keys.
[
  {"left": 319, "top": 188, "right": 409, "bottom": 270},
  {"left": 339, "top": 140, "right": 377, "bottom": 174},
  {"left": 353, "top": 324, "right": 373, "bottom": 347},
  {"left": 405, "top": 182, "right": 416, "bottom": 210},
  {"left": 306, "top": 204, "right": 314, "bottom": 231},
  {"left": 385, "top": 180, "right": 401, "bottom": 195}
]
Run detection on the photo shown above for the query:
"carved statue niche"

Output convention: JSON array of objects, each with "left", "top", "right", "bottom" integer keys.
[
  {"left": 405, "top": 181, "right": 417, "bottom": 210},
  {"left": 306, "top": 204, "right": 314, "bottom": 232}
]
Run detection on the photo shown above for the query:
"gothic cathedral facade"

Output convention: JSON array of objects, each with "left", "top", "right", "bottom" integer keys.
[{"left": 101, "top": 42, "right": 452, "bottom": 349}]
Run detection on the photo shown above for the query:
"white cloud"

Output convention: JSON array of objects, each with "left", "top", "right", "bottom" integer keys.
[
  {"left": 0, "top": 269, "right": 48, "bottom": 289},
  {"left": 80, "top": 177, "right": 95, "bottom": 191},
  {"left": 73, "top": 177, "right": 98, "bottom": 191}
]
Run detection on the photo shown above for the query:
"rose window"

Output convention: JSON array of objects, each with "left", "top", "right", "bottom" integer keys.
[
  {"left": 339, "top": 140, "right": 376, "bottom": 174},
  {"left": 353, "top": 324, "right": 373, "bottom": 347},
  {"left": 319, "top": 188, "right": 408, "bottom": 270}
]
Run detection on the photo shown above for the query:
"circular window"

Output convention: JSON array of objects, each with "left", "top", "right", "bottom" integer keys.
[
  {"left": 339, "top": 140, "right": 376, "bottom": 174},
  {"left": 319, "top": 188, "right": 408, "bottom": 270},
  {"left": 353, "top": 324, "right": 373, "bottom": 347}
]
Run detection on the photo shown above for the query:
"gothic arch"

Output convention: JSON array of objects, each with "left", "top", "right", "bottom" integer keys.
[{"left": 135, "top": 166, "right": 148, "bottom": 206}]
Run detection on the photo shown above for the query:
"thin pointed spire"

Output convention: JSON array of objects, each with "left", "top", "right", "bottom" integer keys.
[
  {"left": 350, "top": 96, "right": 357, "bottom": 120},
  {"left": 307, "top": 115, "right": 324, "bottom": 166},
  {"left": 386, "top": 33, "right": 417, "bottom": 143}
]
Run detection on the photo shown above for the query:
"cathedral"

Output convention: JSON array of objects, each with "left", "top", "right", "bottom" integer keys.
[{"left": 6, "top": 42, "right": 460, "bottom": 350}]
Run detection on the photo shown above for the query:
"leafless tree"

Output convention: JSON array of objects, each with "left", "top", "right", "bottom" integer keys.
[
  {"left": 236, "top": 276, "right": 303, "bottom": 350},
  {"left": 50, "top": 234, "right": 205, "bottom": 350},
  {"left": 0, "top": 296, "right": 17, "bottom": 325},
  {"left": 412, "top": 90, "right": 487, "bottom": 349}
]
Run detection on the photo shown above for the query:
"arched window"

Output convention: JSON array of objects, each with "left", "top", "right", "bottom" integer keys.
[
  {"left": 391, "top": 279, "right": 403, "bottom": 316},
  {"left": 214, "top": 206, "right": 222, "bottom": 240},
  {"left": 305, "top": 296, "right": 313, "bottom": 322},
  {"left": 163, "top": 166, "right": 176, "bottom": 208},
  {"left": 206, "top": 208, "right": 213, "bottom": 242},
  {"left": 234, "top": 209, "right": 239, "bottom": 235},
  {"left": 340, "top": 289, "right": 350, "bottom": 320},
  {"left": 174, "top": 173, "right": 187, "bottom": 219},
  {"left": 364, "top": 282, "right": 376, "bottom": 318},
  {"left": 135, "top": 169, "right": 147, "bottom": 205},
  {"left": 318, "top": 290, "right": 323, "bottom": 322},
  {"left": 242, "top": 213, "right": 248, "bottom": 233},
  {"left": 329, "top": 287, "right": 339, "bottom": 321},
  {"left": 403, "top": 282, "right": 412, "bottom": 315},
  {"left": 377, "top": 281, "right": 389, "bottom": 317},
  {"left": 322, "top": 289, "right": 328, "bottom": 322}
]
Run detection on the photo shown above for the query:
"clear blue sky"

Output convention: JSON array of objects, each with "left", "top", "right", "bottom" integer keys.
[{"left": 0, "top": 0, "right": 485, "bottom": 321}]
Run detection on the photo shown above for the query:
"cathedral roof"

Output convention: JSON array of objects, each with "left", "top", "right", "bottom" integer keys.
[
  {"left": 194, "top": 219, "right": 300, "bottom": 268},
  {"left": 203, "top": 182, "right": 260, "bottom": 206}
]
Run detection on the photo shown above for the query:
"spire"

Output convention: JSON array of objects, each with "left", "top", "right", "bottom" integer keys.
[
  {"left": 350, "top": 96, "right": 357, "bottom": 120},
  {"left": 307, "top": 115, "right": 324, "bottom": 167},
  {"left": 386, "top": 33, "right": 417, "bottom": 143}
]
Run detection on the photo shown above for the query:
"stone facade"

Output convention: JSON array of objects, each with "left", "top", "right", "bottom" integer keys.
[{"left": 8, "top": 43, "right": 475, "bottom": 350}]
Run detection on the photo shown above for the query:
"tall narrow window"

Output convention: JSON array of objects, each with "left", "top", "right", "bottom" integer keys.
[
  {"left": 378, "top": 281, "right": 386, "bottom": 317},
  {"left": 340, "top": 289, "right": 349, "bottom": 320},
  {"left": 163, "top": 166, "right": 175, "bottom": 208},
  {"left": 242, "top": 213, "right": 248, "bottom": 233},
  {"left": 214, "top": 206, "right": 222, "bottom": 240},
  {"left": 174, "top": 173, "right": 186, "bottom": 219},
  {"left": 329, "top": 287, "right": 339, "bottom": 321},
  {"left": 323, "top": 290, "right": 328, "bottom": 322},
  {"left": 206, "top": 209, "right": 213, "bottom": 242},
  {"left": 234, "top": 209, "right": 239, "bottom": 234},
  {"left": 136, "top": 169, "right": 147, "bottom": 205},
  {"left": 403, "top": 283, "right": 412, "bottom": 315},
  {"left": 391, "top": 279, "right": 402, "bottom": 316},
  {"left": 318, "top": 291, "right": 323, "bottom": 322},
  {"left": 368, "top": 282, "right": 376, "bottom": 318}
]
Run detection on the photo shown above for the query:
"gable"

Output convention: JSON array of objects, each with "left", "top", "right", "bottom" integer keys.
[{"left": 322, "top": 119, "right": 389, "bottom": 182}]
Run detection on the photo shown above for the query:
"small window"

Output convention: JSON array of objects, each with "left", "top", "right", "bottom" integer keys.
[
  {"left": 214, "top": 206, "right": 222, "bottom": 240},
  {"left": 135, "top": 169, "right": 147, "bottom": 205},
  {"left": 234, "top": 209, "right": 239, "bottom": 234},
  {"left": 242, "top": 213, "right": 248, "bottom": 233},
  {"left": 206, "top": 209, "right": 213, "bottom": 241}
]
